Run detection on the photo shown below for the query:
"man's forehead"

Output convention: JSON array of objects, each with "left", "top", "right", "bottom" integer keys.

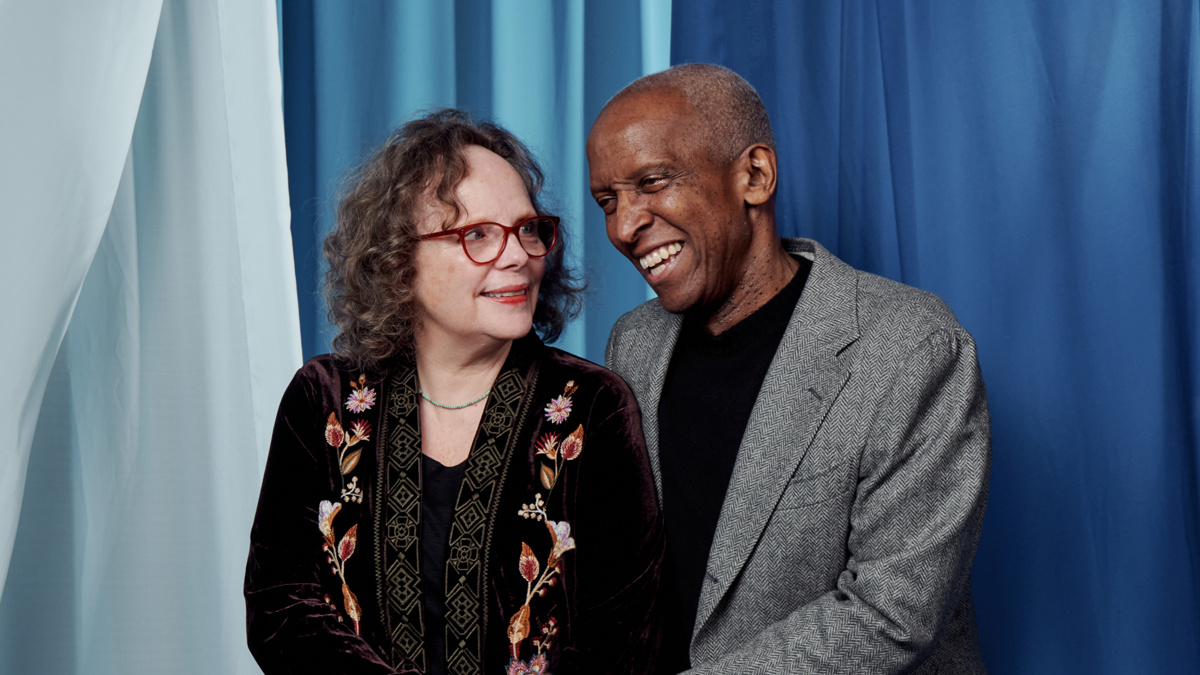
[{"left": 596, "top": 86, "right": 692, "bottom": 130}]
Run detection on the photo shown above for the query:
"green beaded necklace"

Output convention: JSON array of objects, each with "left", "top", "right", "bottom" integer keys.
[{"left": 418, "top": 388, "right": 491, "bottom": 410}]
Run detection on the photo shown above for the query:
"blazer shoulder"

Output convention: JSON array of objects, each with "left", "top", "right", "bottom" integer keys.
[
  {"left": 611, "top": 298, "right": 671, "bottom": 338},
  {"left": 606, "top": 297, "right": 675, "bottom": 367},
  {"left": 853, "top": 269, "right": 975, "bottom": 349}
]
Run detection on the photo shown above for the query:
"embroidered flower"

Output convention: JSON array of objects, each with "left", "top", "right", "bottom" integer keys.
[
  {"left": 342, "top": 582, "right": 362, "bottom": 634},
  {"left": 545, "top": 520, "right": 576, "bottom": 565},
  {"left": 345, "top": 387, "right": 376, "bottom": 413},
  {"left": 519, "top": 542, "right": 540, "bottom": 583},
  {"left": 318, "top": 500, "right": 341, "bottom": 541},
  {"left": 534, "top": 433, "right": 559, "bottom": 459},
  {"left": 543, "top": 395, "right": 572, "bottom": 424},
  {"left": 325, "top": 413, "right": 345, "bottom": 447},
  {"left": 507, "top": 604, "right": 531, "bottom": 645},
  {"left": 559, "top": 425, "right": 583, "bottom": 461},
  {"left": 347, "top": 420, "right": 371, "bottom": 446},
  {"left": 506, "top": 654, "right": 548, "bottom": 675}
]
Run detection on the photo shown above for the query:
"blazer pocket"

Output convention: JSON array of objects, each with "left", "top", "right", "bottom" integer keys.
[{"left": 775, "top": 462, "right": 851, "bottom": 510}]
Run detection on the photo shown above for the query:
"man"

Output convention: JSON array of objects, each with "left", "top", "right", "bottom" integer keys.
[{"left": 587, "top": 64, "right": 990, "bottom": 673}]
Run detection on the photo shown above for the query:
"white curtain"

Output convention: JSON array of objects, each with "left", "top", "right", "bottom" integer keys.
[{"left": 0, "top": 0, "right": 299, "bottom": 673}]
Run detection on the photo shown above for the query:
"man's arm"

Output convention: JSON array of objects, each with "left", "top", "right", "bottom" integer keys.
[{"left": 686, "top": 327, "right": 990, "bottom": 673}]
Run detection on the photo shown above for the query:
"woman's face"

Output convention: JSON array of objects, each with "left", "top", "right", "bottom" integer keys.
[{"left": 412, "top": 145, "right": 545, "bottom": 353}]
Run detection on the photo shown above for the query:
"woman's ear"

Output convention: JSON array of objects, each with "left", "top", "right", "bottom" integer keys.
[{"left": 738, "top": 143, "right": 777, "bottom": 207}]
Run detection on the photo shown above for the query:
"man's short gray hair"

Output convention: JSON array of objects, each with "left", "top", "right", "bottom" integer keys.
[{"left": 615, "top": 63, "right": 776, "bottom": 164}]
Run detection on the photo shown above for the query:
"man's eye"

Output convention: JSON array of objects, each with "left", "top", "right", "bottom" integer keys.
[
  {"left": 640, "top": 176, "right": 668, "bottom": 191},
  {"left": 595, "top": 196, "right": 616, "bottom": 214}
]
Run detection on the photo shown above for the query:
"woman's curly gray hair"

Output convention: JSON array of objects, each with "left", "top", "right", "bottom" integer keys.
[{"left": 323, "top": 109, "right": 582, "bottom": 374}]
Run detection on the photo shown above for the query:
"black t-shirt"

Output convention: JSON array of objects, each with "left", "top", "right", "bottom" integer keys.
[
  {"left": 420, "top": 454, "right": 468, "bottom": 675},
  {"left": 656, "top": 258, "right": 811, "bottom": 671}
]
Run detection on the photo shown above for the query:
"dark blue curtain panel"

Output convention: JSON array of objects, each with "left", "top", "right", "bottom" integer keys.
[{"left": 672, "top": 1, "right": 1200, "bottom": 672}]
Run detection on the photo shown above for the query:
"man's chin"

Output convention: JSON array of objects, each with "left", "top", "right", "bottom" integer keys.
[{"left": 653, "top": 288, "right": 698, "bottom": 315}]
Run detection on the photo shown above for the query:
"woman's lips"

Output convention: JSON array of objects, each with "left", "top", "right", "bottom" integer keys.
[{"left": 482, "top": 285, "right": 529, "bottom": 305}]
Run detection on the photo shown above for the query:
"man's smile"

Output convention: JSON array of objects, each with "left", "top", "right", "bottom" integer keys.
[{"left": 638, "top": 242, "right": 683, "bottom": 277}]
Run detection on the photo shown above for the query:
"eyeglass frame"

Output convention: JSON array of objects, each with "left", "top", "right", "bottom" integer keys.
[{"left": 417, "top": 215, "right": 559, "bottom": 264}]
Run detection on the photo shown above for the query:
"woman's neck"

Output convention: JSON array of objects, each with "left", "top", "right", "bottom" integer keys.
[{"left": 413, "top": 331, "right": 513, "bottom": 404}]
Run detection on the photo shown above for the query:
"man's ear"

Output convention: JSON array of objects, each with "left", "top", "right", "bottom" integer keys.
[{"left": 738, "top": 143, "right": 777, "bottom": 207}]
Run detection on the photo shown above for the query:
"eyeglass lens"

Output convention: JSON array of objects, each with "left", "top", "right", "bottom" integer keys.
[{"left": 463, "top": 218, "right": 556, "bottom": 262}]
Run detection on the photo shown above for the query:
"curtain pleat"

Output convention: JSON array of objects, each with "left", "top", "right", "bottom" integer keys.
[{"left": 0, "top": 1, "right": 299, "bottom": 673}]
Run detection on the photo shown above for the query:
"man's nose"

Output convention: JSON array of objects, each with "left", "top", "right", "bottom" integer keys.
[{"left": 610, "top": 196, "right": 652, "bottom": 245}]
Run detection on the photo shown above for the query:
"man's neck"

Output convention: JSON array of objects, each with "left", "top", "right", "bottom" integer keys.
[{"left": 702, "top": 242, "right": 801, "bottom": 336}]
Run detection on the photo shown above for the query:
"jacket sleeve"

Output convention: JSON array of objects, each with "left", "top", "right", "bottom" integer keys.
[
  {"left": 684, "top": 327, "right": 991, "bottom": 674},
  {"left": 244, "top": 366, "right": 407, "bottom": 675},
  {"left": 559, "top": 378, "right": 667, "bottom": 674}
]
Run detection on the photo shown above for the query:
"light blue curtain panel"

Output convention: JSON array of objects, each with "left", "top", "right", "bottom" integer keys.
[
  {"left": 673, "top": 0, "right": 1200, "bottom": 672},
  {"left": 0, "top": 1, "right": 299, "bottom": 674},
  {"left": 282, "top": 0, "right": 672, "bottom": 365}
]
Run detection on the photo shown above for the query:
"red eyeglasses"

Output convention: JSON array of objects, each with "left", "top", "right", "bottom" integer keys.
[{"left": 418, "top": 216, "right": 559, "bottom": 264}]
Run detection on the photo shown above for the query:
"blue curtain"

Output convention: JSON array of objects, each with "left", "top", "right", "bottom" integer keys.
[
  {"left": 281, "top": 0, "right": 672, "bottom": 364},
  {"left": 672, "top": 1, "right": 1200, "bottom": 672}
]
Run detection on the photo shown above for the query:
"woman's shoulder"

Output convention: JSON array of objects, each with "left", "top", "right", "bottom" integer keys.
[
  {"left": 283, "top": 354, "right": 386, "bottom": 406},
  {"left": 537, "top": 345, "right": 636, "bottom": 404},
  {"left": 293, "top": 353, "right": 387, "bottom": 384}
]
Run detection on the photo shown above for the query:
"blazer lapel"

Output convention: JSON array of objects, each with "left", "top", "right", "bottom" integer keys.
[
  {"left": 625, "top": 308, "right": 681, "bottom": 501},
  {"left": 693, "top": 239, "right": 859, "bottom": 639}
]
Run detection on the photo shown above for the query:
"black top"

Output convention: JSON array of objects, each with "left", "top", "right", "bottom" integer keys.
[
  {"left": 656, "top": 258, "right": 811, "bottom": 671},
  {"left": 421, "top": 454, "right": 468, "bottom": 675}
]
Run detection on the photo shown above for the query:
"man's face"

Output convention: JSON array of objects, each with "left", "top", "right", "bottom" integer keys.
[{"left": 587, "top": 89, "right": 752, "bottom": 315}]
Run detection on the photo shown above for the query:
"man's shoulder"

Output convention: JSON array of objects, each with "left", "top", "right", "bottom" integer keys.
[
  {"left": 788, "top": 237, "right": 971, "bottom": 345},
  {"left": 609, "top": 297, "right": 678, "bottom": 347},
  {"left": 606, "top": 297, "right": 678, "bottom": 371},
  {"left": 612, "top": 297, "right": 672, "bottom": 332}
]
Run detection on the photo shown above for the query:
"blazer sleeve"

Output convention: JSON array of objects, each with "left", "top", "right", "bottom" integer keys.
[
  {"left": 685, "top": 327, "right": 991, "bottom": 673},
  {"left": 244, "top": 366, "right": 407, "bottom": 675}
]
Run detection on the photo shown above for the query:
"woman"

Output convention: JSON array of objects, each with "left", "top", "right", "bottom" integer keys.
[{"left": 244, "top": 110, "right": 664, "bottom": 675}]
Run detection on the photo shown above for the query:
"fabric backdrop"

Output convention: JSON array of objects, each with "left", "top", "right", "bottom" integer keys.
[
  {"left": 4, "top": 1, "right": 1196, "bottom": 673},
  {"left": 672, "top": 1, "right": 1200, "bottom": 672},
  {"left": 282, "top": 0, "right": 671, "bottom": 364},
  {"left": 0, "top": 1, "right": 298, "bottom": 673}
]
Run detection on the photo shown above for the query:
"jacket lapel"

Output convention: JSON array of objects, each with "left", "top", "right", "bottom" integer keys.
[
  {"left": 629, "top": 309, "right": 681, "bottom": 501},
  {"left": 693, "top": 239, "right": 860, "bottom": 639}
]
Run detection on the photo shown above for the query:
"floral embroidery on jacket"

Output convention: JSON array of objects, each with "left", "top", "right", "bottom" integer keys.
[
  {"left": 319, "top": 499, "right": 362, "bottom": 634},
  {"left": 345, "top": 373, "right": 376, "bottom": 413},
  {"left": 316, "top": 375, "right": 372, "bottom": 634},
  {"left": 325, "top": 412, "right": 369, "bottom": 503},
  {"left": 533, "top": 423, "right": 583, "bottom": 493},
  {"left": 508, "top": 382, "right": 587, "bottom": 672},
  {"left": 542, "top": 380, "right": 577, "bottom": 424},
  {"left": 506, "top": 653, "right": 548, "bottom": 675}
]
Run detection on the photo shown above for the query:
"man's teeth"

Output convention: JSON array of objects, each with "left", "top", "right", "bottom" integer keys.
[
  {"left": 639, "top": 243, "right": 683, "bottom": 271},
  {"left": 484, "top": 290, "right": 523, "bottom": 297}
]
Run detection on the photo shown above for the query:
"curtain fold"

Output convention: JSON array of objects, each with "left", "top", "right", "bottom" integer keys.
[
  {"left": 0, "top": 0, "right": 165, "bottom": 605},
  {"left": 672, "top": 0, "right": 1200, "bottom": 672},
  {"left": 0, "top": 0, "right": 299, "bottom": 673}
]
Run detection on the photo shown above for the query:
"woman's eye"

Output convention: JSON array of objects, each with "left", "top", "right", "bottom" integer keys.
[
  {"left": 518, "top": 221, "right": 537, "bottom": 235},
  {"left": 463, "top": 227, "right": 487, "bottom": 242}
]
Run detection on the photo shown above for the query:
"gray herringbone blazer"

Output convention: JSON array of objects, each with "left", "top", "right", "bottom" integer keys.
[{"left": 606, "top": 238, "right": 990, "bottom": 674}]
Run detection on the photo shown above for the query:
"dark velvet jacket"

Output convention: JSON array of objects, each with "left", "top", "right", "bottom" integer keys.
[{"left": 245, "top": 335, "right": 665, "bottom": 674}]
